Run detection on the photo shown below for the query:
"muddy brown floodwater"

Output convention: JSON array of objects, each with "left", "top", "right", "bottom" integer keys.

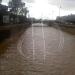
[{"left": 0, "top": 23, "right": 75, "bottom": 75}]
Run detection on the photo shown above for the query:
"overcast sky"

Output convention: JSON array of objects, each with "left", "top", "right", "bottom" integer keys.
[
  {"left": 2, "top": 0, "right": 75, "bottom": 10},
  {"left": 49, "top": 0, "right": 75, "bottom": 10},
  {"left": 23, "top": 0, "right": 75, "bottom": 10},
  {"left": 1, "top": 0, "right": 75, "bottom": 19}
]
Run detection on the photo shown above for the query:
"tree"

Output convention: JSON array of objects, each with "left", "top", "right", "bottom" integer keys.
[
  {"left": 19, "top": 7, "right": 29, "bottom": 17},
  {"left": 8, "top": 0, "right": 25, "bottom": 15}
]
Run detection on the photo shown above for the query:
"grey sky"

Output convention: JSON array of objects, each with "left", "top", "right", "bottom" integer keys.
[
  {"left": 24, "top": 0, "right": 75, "bottom": 10},
  {"left": 22, "top": 0, "right": 34, "bottom": 3},
  {"left": 2, "top": 0, "right": 34, "bottom": 4},
  {"left": 2, "top": 0, "right": 75, "bottom": 10},
  {"left": 48, "top": 0, "right": 75, "bottom": 10}
]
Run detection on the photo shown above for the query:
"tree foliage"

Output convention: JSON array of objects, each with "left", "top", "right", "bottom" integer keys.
[
  {"left": 19, "top": 7, "right": 29, "bottom": 16},
  {"left": 8, "top": 0, "right": 28, "bottom": 16}
]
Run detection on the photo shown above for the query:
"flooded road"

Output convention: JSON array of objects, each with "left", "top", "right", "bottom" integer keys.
[{"left": 0, "top": 23, "right": 75, "bottom": 75}]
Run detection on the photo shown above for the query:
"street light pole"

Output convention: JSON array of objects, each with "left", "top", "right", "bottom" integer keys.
[
  {"left": 59, "top": 0, "right": 61, "bottom": 17},
  {"left": 59, "top": 0, "right": 61, "bottom": 23},
  {"left": 52, "top": 10, "right": 54, "bottom": 20}
]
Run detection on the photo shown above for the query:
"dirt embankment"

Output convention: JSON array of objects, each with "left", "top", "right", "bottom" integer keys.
[{"left": 0, "top": 24, "right": 30, "bottom": 55}]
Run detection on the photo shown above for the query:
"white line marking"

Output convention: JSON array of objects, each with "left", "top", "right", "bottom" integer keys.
[
  {"left": 32, "top": 24, "right": 35, "bottom": 62},
  {"left": 56, "top": 25, "right": 64, "bottom": 50},
  {"left": 41, "top": 23, "right": 46, "bottom": 63},
  {"left": 58, "top": 30, "right": 64, "bottom": 50}
]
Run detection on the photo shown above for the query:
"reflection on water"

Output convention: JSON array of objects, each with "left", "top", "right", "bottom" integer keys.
[{"left": 0, "top": 24, "right": 75, "bottom": 75}]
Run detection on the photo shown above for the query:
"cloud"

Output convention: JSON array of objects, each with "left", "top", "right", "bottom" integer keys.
[
  {"left": 2, "top": 0, "right": 75, "bottom": 10},
  {"left": 2, "top": 0, "right": 35, "bottom": 4},
  {"left": 23, "top": 0, "right": 75, "bottom": 10},
  {"left": 1, "top": 0, "right": 34, "bottom": 6},
  {"left": 62, "top": 0, "right": 75, "bottom": 10},
  {"left": 48, "top": 0, "right": 75, "bottom": 10},
  {"left": 22, "top": 0, "right": 34, "bottom": 3},
  {"left": 1, "top": 0, "right": 9, "bottom": 5},
  {"left": 2, "top": 0, "right": 9, "bottom": 3}
]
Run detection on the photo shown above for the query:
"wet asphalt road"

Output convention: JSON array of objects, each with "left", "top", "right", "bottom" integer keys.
[{"left": 0, "top": 23, "right": 75, "bottom": 75}]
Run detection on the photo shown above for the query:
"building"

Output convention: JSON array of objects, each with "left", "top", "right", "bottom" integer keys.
[
  {"left": 56, "top": 14, "right": 75, "bottom": 23},
  {"left": 0, "top": 4, "right": 9, "bottom": 24}
]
